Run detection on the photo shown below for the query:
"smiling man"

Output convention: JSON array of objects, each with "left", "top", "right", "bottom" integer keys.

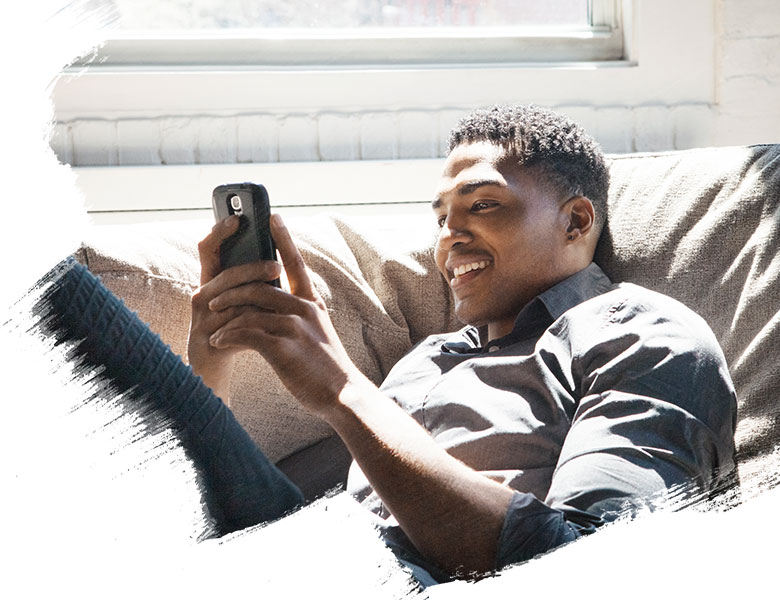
[
  {"left": 43, "top": 105, "right": 738, "bottom": 587},
  {"left": 188, "top": 104, "right": 737, "bottom": 582},
  {"left": 339, "top": 106, "right": 738, "bottom": 581},
  {"left": 432, "top": 137, "right": 598, "bottom": 341}
]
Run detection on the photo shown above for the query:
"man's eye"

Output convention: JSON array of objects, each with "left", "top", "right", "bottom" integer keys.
[
  {"left": 472, "top": 201, "right": 495, "bottom": 211},
  {"left": 436, "top": 215, "right": 446, "bottom": 228}
]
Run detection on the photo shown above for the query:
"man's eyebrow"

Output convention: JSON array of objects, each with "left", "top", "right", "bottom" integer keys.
[
  {"left": 432, "top": 179, "right": 507, "bottom": 208},
  {"left": 458, "top": 179, "right": 507, "bottom": 196}
]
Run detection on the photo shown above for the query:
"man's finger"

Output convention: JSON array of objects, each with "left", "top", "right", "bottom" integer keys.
[
  {"left": 201, "top": 260, "right": 283, "bottom": 301},
  {"left": 270, "top": 213, "right": 316, "bottom": 300},
  {"left": 209, "top": 280, "right": 311, "bottom": 316},
  {"left": 197, "top": 215, "right": 239, "bottom": 285},
  {"left": 209, "top": 309, "right": 292, "bottom": 349},
  {"left": 198, "top": 304, "right": 249, "bottom": 331}
]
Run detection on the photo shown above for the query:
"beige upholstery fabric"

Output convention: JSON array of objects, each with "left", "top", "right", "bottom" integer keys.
[
  {"left": 77, "top": 145, "right": 780, "bottom": 494},
  {"left": 77, "top": 215, "right": 456, "bottom": 463},
  {"left": 596, "top": 145, "right": 780, "bottom": 492}
]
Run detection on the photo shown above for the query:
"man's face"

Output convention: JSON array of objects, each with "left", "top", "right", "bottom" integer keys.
[{"left": 433, "top": 141, "right": 571, "bottom": 340}]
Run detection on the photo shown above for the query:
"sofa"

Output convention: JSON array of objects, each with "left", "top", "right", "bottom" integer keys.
[{"left": 74, "top": 144, "right": 780, "bottom": 509}]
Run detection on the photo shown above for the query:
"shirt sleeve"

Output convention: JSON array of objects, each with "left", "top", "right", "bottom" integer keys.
[{"left": 494, "top": 289, "right": 738, "bottom": 570}]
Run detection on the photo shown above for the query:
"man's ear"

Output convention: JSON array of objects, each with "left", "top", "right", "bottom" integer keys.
[{"left": 563, "top": 196, "right": 595, "bottom": 241}]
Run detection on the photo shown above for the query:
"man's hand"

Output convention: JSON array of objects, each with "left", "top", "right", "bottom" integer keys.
[
  {"left": 206, "top": 214, "right": 362, "bottom": 415},
  {"left": 187, "top": 215, "right": 282, "bottom": 401}
]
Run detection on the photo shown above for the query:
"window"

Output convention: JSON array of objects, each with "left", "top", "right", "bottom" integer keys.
[
  {"left": 73, "top": 0, "right": 623, "bottom": 69},
  {"left": 113, "top": 0, "right": 590, "bottom": 29}
]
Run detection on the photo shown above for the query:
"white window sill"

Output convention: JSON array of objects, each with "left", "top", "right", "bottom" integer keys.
[{"left": 74, "top": 159, "right": 443, "bottom": 225}]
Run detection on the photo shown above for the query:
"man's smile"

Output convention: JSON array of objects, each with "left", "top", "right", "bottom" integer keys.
[
  {"left": 453, "top": 260, "right": 490, "bottom": 278},
  {"left": 446, "top": 257, "right": 493, "bottom": 288}
]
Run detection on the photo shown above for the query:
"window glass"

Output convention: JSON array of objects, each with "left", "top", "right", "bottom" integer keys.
[{"left": 113, "top": 0, "right": 590, "bottom": 31}]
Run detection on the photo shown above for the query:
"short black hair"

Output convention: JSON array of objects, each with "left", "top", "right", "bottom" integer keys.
[{"left": 448, "top": 105, "right": 609, "bottom": 232}]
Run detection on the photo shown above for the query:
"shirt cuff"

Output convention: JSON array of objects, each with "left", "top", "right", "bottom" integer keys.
[{"left": 494, "top": 491, "right": 603, "bottom": 571}]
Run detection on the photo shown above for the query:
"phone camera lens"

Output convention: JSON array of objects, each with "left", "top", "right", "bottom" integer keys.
[{"left": 229, "top": 194, "right": 244, "bottom": 216}]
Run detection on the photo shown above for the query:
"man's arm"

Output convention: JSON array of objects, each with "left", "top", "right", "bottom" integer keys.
[
  {"left": 493, "top": 290, "right": 738, "bottom": 568},
  {"left": 327, "top": 374, "right": 515, "bottom": 576},
  {"left": 205, "top": 214, "right": 513, "bottom": 577}
]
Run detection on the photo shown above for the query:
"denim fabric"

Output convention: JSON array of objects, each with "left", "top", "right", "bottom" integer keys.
[{"left": 39, "top": 258, "right": 304, "bottom": 534}]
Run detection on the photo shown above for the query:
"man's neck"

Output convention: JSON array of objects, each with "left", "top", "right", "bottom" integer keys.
[{"left": 486, "top": 320, "right": 514, "bottom": 344}]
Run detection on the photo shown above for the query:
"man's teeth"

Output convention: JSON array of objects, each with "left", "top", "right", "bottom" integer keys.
[{"left": 454, "top": 261, "right": 490, "bottom": 277}]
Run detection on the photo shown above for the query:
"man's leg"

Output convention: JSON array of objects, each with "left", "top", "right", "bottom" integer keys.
[{"left": 35, "top": 258, "right": 304, "bottom": 534}]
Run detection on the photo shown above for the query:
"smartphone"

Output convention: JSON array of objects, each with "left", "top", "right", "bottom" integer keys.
[{"left": 211, "top": 182, "right": 280, "bottom": 287}]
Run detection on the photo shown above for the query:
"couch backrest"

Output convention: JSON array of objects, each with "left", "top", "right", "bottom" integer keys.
[
  {"left": 79, "top": 145, "right": 780, "bottom": 493},
  {"left": 596, "top": 145, "right": 780, "bottom": 492},
  {"left": 76, "top": 213, "right": 456, "bottom": 464}
]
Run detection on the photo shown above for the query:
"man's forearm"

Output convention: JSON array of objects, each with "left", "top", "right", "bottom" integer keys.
[
  {"left": 187, "top": 352, "right": 230, "bottom": 401},
  {"left": 324, "top": 372, "right": 514, "bottom": 577}
]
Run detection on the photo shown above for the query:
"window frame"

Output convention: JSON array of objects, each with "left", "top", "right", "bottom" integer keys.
[
  {"left": 53, "top": 0, "right": 719, "bottom": 164},
  {"left": 69, "top": 0, "right": 624, "bottom": 71}
]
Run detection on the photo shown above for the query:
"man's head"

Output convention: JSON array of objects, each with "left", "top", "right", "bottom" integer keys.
[
  {"left": 433, "top": 105, "right": 609, "bottom": 340},
  {"left": 447, "top": 105, "right": 609, "bottom": 234}
]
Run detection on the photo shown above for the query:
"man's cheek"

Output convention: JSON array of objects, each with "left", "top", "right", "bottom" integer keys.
[{"left": 434, "top": 254, "right": 448, "bottom": 280}]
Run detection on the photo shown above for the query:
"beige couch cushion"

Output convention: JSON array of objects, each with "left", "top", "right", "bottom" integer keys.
[
  {"left": 77, "top": 214, "right": 456, "bottom": 464},
  {"left": 596, "top": 144, "right": 780, "bottom": 493}
]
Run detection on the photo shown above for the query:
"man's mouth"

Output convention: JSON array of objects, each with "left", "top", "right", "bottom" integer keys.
[
  {"left": 448, "top": 259, "right": 492, "bottom": 288},
  {"left": 453, "top": 261, "right": 490, "bottom": 278}
]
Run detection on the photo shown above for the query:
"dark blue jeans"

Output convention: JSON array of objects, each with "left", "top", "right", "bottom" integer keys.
[{"left": 37, "top": 258, "right": 304, "bottom": 535}]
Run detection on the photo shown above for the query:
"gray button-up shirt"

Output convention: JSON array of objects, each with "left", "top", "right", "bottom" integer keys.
[{"left": 347, "top": 263, "right": 737, "bottom": 577}]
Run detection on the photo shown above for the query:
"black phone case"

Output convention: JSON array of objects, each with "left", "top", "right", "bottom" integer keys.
[{"left": 211, "top": 183, "right": 280, "bottom": 287}]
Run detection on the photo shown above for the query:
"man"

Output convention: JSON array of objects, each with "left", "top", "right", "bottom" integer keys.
[
  {"left": 186, "top": 105, "right": 737, "bottom": 581},
  {"left": 44, "top": 105, "right": 736, "bottom": 585}
]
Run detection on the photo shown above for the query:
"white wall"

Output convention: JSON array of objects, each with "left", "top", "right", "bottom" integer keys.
[
  {"left": 50, "top": 0, "right": 780, "bottom": 166},
  {"left": 716, "top": 0, "right": 780, "bottom": 145}
]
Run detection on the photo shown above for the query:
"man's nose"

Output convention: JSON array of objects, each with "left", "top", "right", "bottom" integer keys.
[{"left": 438, "top": 215, "right": 472, "bottom": 249}]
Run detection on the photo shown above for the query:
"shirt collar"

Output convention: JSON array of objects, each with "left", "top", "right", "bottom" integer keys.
[
  {"left": 441, "top": 263, "right": 614, "bottom": 353},
  {"left": 536, "top": 262, "right": 614, "bottom": 321}
]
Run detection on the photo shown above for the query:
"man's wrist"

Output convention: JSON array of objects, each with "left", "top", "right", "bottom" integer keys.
[
  {"left": 322, "top": 370, "right": 379, "bottom": 427},
  {"left": 189, "top": 355, "right": 234, "bottom": 403}
]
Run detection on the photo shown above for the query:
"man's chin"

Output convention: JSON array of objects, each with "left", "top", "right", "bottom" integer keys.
[{"left": 453, "top": 303, "right": 487, "bottom": 328}]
